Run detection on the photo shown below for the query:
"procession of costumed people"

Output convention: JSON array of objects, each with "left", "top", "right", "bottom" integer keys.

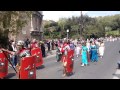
[{"left": 0, "top": 36, "right": 112, "bottom": 78}]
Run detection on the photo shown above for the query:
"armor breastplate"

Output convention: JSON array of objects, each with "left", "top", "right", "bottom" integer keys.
[{"left": 19, "top": 50, "right": 31, "bottom": 58}]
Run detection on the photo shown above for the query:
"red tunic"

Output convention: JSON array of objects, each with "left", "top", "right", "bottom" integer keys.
[
  {"left": 18, "top": 48, "right": 27, "bottom": 55},
  {"left": 0, "top": 48, "right": 9, "bottom": 78}
]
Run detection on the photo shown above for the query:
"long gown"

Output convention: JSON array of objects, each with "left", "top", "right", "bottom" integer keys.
[
  {"left": 81, "top": 46, "right": 88, "bottom": 65},
  {"left": 90, "top": 45, "right": 98, "bottom": 62},
  {"left": 75, "top": 45, "right": 81, "bottom": 57},
  {"left": 99, "top": 43, "right": 105, "bottom": 57}
]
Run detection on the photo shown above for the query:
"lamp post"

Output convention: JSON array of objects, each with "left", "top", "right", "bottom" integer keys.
[{"left": 67, "top": 29, "right": 69, "bottom": 40}]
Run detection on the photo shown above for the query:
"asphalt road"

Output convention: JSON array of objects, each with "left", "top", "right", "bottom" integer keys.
[{"left": 7, "top": 40, "right": 120, "bottom": 79}]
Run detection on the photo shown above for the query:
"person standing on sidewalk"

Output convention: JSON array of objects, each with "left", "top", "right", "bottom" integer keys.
[
  {"left": 51, "top": 40, "right": 55, "bottom": 50},
  {"left": 47, "top": 39, "right": 51, "bottom": 54},
  {"left": 25, "top": 38, "right": 30, "bottom": 48},
  {"left": 11, "top": 42, "right": 17, "bottom": 67},
  {"left": 40, "top": 42, "right": 46, "bottom": 57},
  {"left": 7, "top": 40, "right": 14, "bottom": 67}
]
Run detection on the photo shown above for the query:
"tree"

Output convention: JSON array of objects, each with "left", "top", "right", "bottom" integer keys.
[
  {"left": 0, "top": 11, "right": 32, "bottom": 33},
  {"left": 0, "top": 11, "right": 32, "bottom": 45},
  {"left": 43, "top": 13, "right": 120, "bottom": 39},
  {"left": 58, "top": 18, "right": 67, "bottom": 38}
]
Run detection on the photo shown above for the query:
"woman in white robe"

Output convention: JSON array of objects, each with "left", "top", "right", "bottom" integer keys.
[
  {"left": 75, "top": 44, "right": 81, "bottom": 57},
  {"left": 99, "top": 41, "right": 105, "bottom": 58}
]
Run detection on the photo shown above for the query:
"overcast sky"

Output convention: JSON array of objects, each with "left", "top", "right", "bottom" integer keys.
[{"left": 43, "top": 11, "right": 120, "bottom": 21}]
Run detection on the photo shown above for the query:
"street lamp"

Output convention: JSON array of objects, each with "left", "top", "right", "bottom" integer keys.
[{"left": 67, "top": 29, "right": 69, "bottom": 40}]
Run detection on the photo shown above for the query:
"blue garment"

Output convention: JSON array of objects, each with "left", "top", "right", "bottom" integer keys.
[
  {"left": 11, "top": 55, "right": 17, "bottom": 66},
  {"left": 90, "top": 45, "right": 98, "bottom": 62},
  {"left": 81, "top": 46, "right": 88, "bottom": 64}
]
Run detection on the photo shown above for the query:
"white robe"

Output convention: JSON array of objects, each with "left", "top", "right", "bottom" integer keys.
[
  {"left": 75, "top": 46, "right": 81, "bottom": 55},
  {"left": 86, "top": 42, "right": 90, "bottom": 52},
  {"left": 99, "top": 43, "right": 105, "bottom": 56}
]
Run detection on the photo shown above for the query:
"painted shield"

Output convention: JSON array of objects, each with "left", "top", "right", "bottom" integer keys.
[
  {"left": 0, "top": 50, "right": 8, "bottom": 78},
  {"left": 19, "top": 56, "right": 36, "bottom": 79},
  {"left": 31, "top": 48, "right": 44, "bottom": 68}
]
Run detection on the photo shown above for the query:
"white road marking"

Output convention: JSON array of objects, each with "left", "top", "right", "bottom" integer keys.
[{"left": 113, "top": 76, "right": 119, "bottom": 79}]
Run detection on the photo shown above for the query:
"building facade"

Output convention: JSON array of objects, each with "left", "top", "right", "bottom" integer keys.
[{"left": 9, "top": 11, "right": 43, "bottom": 41}]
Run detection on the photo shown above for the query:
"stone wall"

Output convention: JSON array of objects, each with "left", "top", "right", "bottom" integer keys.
[{"left": 8, "top": 11, "right": 43, "bottom": 41}]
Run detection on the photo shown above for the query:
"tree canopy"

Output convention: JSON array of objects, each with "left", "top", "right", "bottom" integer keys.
[
  {"left": 0, "top": 11, "right": 32, "bottom": 47},
  {"left": 43, "top": 14, "right": 120, "bottom": 39}
]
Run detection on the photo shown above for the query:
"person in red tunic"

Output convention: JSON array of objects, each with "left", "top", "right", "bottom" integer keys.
[
  {"left": 2, "top": 40, "right": 31, "bottom": 71},
  {"left": 16, "top": 41, "right": 31, "bottom": 66},
  {"left": 0, "top": 43, "right": 16, "bottom": 79},
  {"left": 62, "top": 41, "right": 71, "bottom": 77}
]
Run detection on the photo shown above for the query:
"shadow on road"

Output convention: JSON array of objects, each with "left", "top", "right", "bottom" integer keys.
[
  {"left": 112, "top": 73, "right": 120, "bottom": 78},
  {"left": 66, "top": 72, "right": 75, "bottom": 77},
  {"left": 119, "top": 51, "right": 120, "bottom": 53},
  {"left": 36, "top": 65, "right": 45, "bottom": 70},
  {"left": 6, "top": 73, "right": 16, "bottom": 79}
]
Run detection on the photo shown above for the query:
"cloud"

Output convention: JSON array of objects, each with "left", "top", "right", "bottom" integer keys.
[{"left": 43, "top": 11, "right": 88, "bottom": 21}]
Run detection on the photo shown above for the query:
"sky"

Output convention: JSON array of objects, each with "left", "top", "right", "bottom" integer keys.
[{"left": 43, "top": 11, "right": 120, "bottom": 21}]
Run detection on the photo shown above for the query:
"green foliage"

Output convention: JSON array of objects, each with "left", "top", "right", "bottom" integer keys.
[
  {"left": 0, "top": 11, "right": 32, "bottom": 34},
  {"left": 43, "top": 13, "right": 120, "bottom": 39},
  {"left": 0, "top": 11, "right": 32, "bottom": 45}
]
